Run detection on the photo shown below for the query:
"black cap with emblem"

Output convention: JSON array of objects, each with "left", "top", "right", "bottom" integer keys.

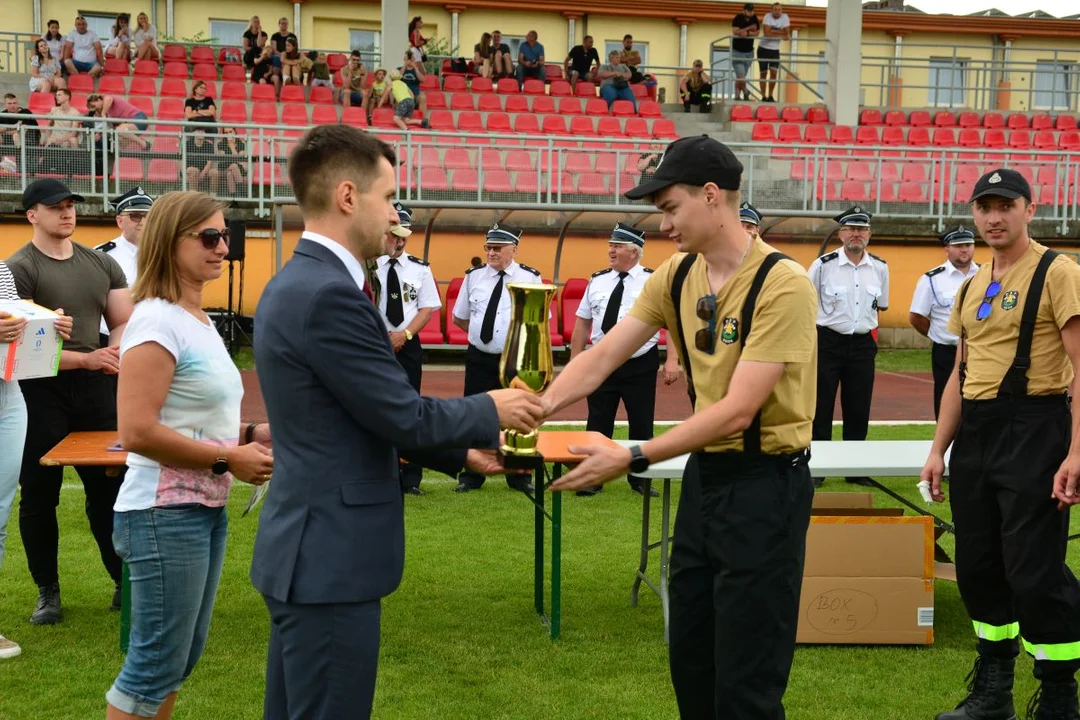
[
  {"left": 940, "top": 226, "right": 976, "bottom": 246},
  {"left": 739, "top": 201, "right": 762, "bottom": 226},
  {"left": 968, "top": 168, "right": 1032, "bottom": 203},
  {"left": 624, "top": 135, "right": 743, "bottom": 200},
  {"left": 834, "top": 205, "right": 872, "bottom": 228},
  {"left": 391, "top": 201, "right": 413, "bottom": 238},
  {"left": 609, "top": 222, "right": 645, "bottom": 248},
  {"left": 112, "top": 186, "right": 154, "bottom": 215},
  {"left": 22, "top": 178, "right": 85, "bottom": 211},
  {"left": 486, "top": 222, "right": 522, "bottom": 245}
]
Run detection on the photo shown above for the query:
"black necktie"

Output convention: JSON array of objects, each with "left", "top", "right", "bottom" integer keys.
[
  {"left": 385, "top": 258, "right": 404, "bottom": 327},
  {"left": 601, "top": 272, "right": 629, "bottom": 333},
  {"left": 363, "top": 258, "right": 381, "bottom": 306},
  {"left": 480, "top": 271, "right": 506, "bottom": 344}
]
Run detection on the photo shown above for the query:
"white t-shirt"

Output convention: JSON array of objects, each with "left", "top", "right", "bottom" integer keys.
[
  {"left": 66, "top": 29, "right": 100, "bottom": 64},
  {"left": 760, "top": 13, "right": 790, "bottom": 51},
  {"left": 115, "top": 298, "right": 243, "bottom": 512}
]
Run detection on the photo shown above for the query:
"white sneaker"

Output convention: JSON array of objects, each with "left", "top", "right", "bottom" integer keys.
[{"left": 0, "top": 634, "right": 22, "bottom": 659}]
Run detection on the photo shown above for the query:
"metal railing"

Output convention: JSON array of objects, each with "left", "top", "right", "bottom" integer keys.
[{"left": 1, "top": 113, "right": 1078, "bottom": 232}]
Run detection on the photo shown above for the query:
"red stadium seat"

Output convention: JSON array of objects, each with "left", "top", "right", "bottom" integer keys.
[
  {"left": 443, "top": 75, "right": 467, "bottom": 92},
  {"left": 638, "top": 101, "right": 662, "bottom": 118},
  {"left": 103, "top": 58, "right": 130, "bottom": 76},
  {"left": 326, "top": 53, "right": 347, "bottom": 72},
  {"left": 129, "top": 76, "right": 156, "bottom": 96},
  {"left": 477, "top": 94, "right": 501, "bottom": 112},
  {"left": 523, "top": 79, "right": 546, "bottom": 95},
  {"left": 147, "top": 158, "right": 179, "bottom": 183},
  {"left": 958, "top": 128, "right": 982, "bottom": 147},
  {"left": 311, "top": 105, "right": 338, "bottom": 125},
  {"left": 550, "top": 80, "right": 572, "bottom": 97},
  {"left": 756, "top": 105, "right": 779, "bottom": 122},
  {"left": 624, "top": 118, "right": 650, "bottom": 138},
  {"left": 162, "top": 44, "right": 187, "bottom": 62},
  {"left": 458, "top": 111, "right": 484, "bottom": 133},
  {"left": 133, "top": 59, "right": 159, "bottom": 77},
  {"left": 251, "top": 103, "right": 279, "bottom": 125},
  {"left": 932, "top": 128, "right": 956, "bottom": 146},
  {"left": 982, "top": 112, "right": 1005, "bottom": 129},
  {"left": 159, "top": 78, "right": 188, "bottom": 98},
  {"left": 342, "top": 106, "right": 369, "bottom": 128},
  {"left": 156, "top": 98, "right": 186, "bottom": 121},
  {"left": 575, "top": 82, "right": 597, "bottom": 97},
  {"left": 806, "top": 107, "right": 829, "bottom": 124},
  {"left": 221, "top": 65, "right": 247, "bottom": 82},
  {"left": 450, "top": 92, "right": 475, "bottom": 110},
  {"left": 445, "top": 279, "right": 469, "bottom": 345},
  {"left": 310, "top": 86, "right": 334, "bottom": 105},
  {"left": 781, "top": 106, "right": 805, "bottom": 123},
  {"left": 128, "top": 96, "right": 155, "bottom": 116},
  {"left": 731, "top": 104, "right": 753, "bottom": 122},
  {"left": 1007, "top": 113, "right": 1029, "bottom": 129},
  {"left": 596, "top": 117, "right": 625, "bottom": 138},
  {"left": 163, "top": 62, "right": 188, "bottom": 79},
  {"left": 933, "top": 111, "right": 956, "bottom": 127},
  {"left": 418, "top": 307, "right": 445, "bottom": 345},
  {"left": 583, "top": 98, "right": 607, "bottom": 116},
  {"left": 884, "top": 110, "right": 907, "bottom": 126},
  {"left": 514, "top": 113, "right": 540, "bottom": 134},
  {"left": 560, "top": 278, "right": 587, "bottom": 345},
  {"left": 652, "top": 119, "right": 677, "bottom": 139},
  {"left": 983, "top": 128, "right": 1006, "bottom": 148},
  {"left": 471, "top": 77, "right": 494, "bottom": 93},
  {"left": 908, "top": 110, "right": 932, "bottom": 127},
  {"left": 192, "top": 64, "right": 217, "bottom": 81},
  {"left": 1031, "top": 114, "right": 1053, "bottom": 131},
  {"left": 860, "top": 109, "right": 883, "bottom": 125},
  {"left": 66, "top": 74, "right": 95, "bottom": 93},
  {"left": 279, "top": 85, "right": 304, "bottom": 103},
  {"left": 545, "top": 65, "right": 564, "bottom": 82},
  {"left": 251, "top": 84, "right": 276, "bottom": 103},
  {"left": 856, "top": 126, "right": 880, "bottom": 144},
  {"left": 485, "top": 112, "right": 512, "bottom": 133},
  {"left": 497, "top": 78, "right": 519, "bottom": 94},
  {"left": 530, "top": 96, "right": 554, "bottom": 114},
  {"left": 190, "top": 45, "right": 215, "bottom": 65},
  {"left": 1056, "top": 115, "right": 1078, "bottom": 132},
  {"left": 570, "top": 116, "right": 595, "bottom": 136},
  {"left": 420, "top": 74, "right": 438, "bottom": 91},
  {"left": 752, "top": 123, "right": 776, "bottom": 142}
]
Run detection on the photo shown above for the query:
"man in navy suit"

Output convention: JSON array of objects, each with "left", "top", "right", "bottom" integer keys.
[{"left": 251, "top": 124, "right": 544, "bottom": 720}]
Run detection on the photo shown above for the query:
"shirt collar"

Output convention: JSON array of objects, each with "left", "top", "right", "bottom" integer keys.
[
  {"left": 487, "top": 261, "right": 515, "bottom": 276},
  {"left": 113, "top": 234, "right": 137, "bottom": 256},
  {"left": 947, "top": 260, "right": 979, "bottom": 277},
  {"left": 302, "top": 231, "right": 366, "bottom": 291},
  {"left": 837, "top": 250, "right": 870, "bottom": 268}
]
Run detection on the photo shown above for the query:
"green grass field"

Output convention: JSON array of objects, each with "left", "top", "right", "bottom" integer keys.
[{"left": 4, "top": 422, "right": 1073, "bottom": 719}]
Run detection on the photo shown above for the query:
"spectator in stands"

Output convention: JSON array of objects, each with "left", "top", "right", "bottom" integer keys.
[
  {"left": 680, "top": 60, "right": 711, "bottom": 113},
  {"left": 731, "top": 3, "right": 759, "bottom": 101},
  {"left": 184, "top": 81, "right": 217, "bottom": 124},
  {"left": 217, "top": 127, "right": 246, "bottom": 194},
  {"left": 618, "top": 35, "right": 645, "bottom": 84},
  {"left": 29, "top": 40, "right": 65, "bottom": 95},
  {"left": 408, "top": 16, "right": 428, "bottom": 62},
  {"left": 401, "top": 53, "right": 427, "bottom": 114},
  {"left": 41, "top": 89, "right": 83, "bottom": 149},
  {"left": 636, "top": 142, "right": 664, "bottom": 180},
  {"left": 490, "top": 30, "right": 513, "bottom": 79},
  {"left": 242, "top": 16, "right": 263, "bottom": 69},
  {"left": 363, "top": 67, "right": 389, "bottom": 113},
  {"left": 248, "top": 32, "right": 277, "bottom": 90},
  {"left": 565, "top": 35, "right": 600, "bottom": 85},
  {"left": 105, "top": 13, "right": 132, "bottom": 63},
  {"left": 598, "top": 50, "right": 636, "bottom": 110},
  {"left": 307, "top": 52, "right": 333, "bottom": 89},
  {"left": 474, "top": 33, "right": 495, "bottom": 79},
  {"left": 270, "top": 17, "right": 297, "bottom": 81},
  {"left": 340, "top": 50, "right": 367, "bottom": 107},
  {"left": 388, "top": 69, "right": 429, "bottom": 131},
  {"left": 0, "top": 94, "right": 38, "bottom": 152},
  {"left": 132, "top": 13, "right": 159, "bottom": 61},
  {"left": 281, "top": 37, "right": 304, "bottom": 85},
  {"left": 42, "top": 20, "right": 64, "bottom": 63},
  {"left": 758, "top": 2, "right": 790, "bottom": 103},
  {"left": 87, "top": 94, "right": 150, "bottom": 151},
  {"left": 185, "top": 127, "right": 220, "bottom": 192},
  {"left": 516, "top": 31, "right": 545, "bottom": 88},
  {"left": 105, "top": 190, "right": 273, "bottom": 720},
  {"left": 62, "top": 16, "right": 104, "bottom": 78}
]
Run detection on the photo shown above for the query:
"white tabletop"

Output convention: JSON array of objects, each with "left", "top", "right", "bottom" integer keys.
[{"left": 614, "top": 440, "right": 949, "bottom": 480}]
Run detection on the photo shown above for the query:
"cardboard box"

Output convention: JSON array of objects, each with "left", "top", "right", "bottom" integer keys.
[
  {"left": 797, "top": 494, "right": 935, "bottom": 646},
  {"left": 0, "top": 300, "right": 63, "bottom": 381}
]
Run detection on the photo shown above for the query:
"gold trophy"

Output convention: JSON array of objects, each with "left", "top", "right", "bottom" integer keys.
[{"left": 498, "top": 282, "right": 556, "bottom": 469}]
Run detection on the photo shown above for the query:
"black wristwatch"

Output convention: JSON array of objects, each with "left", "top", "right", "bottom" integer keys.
[
  {"left": 628, "top": 445, "right": 650, "bottom": 474},
  {"left": 211, "top": 455, "right": 229, "bottom": 475}
]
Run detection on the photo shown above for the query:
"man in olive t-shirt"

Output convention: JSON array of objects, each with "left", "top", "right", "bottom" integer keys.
[{"left": 6, "top": 179, "right": 133, "bottom": 626}]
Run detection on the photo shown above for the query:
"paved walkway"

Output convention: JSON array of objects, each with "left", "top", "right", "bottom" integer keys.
[{"left": 240, "top": 368, "right": 936, "bottom": 424}]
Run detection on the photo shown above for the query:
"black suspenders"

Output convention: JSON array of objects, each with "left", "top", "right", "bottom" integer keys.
[
  {"left": 957, "top": 249, "right": 1058, "bottom": 398},
  {"left": 670, "top": 252, "right": 791, "bottom": 454}
]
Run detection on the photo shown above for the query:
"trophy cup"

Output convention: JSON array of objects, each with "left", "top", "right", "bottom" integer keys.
[{"left": 498, "top": 282, "right": 556, "bottom": 470}]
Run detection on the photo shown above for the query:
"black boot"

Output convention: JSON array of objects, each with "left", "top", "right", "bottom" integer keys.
[
  {"left": 30, "top": 583, "right": 62, "bottom": 625},
  {"left": 1026, "top": 679, "right": 1080, "bottom": 719},
  {"left": 936, "top": 655, "right": 1018, "bottom": 720}
]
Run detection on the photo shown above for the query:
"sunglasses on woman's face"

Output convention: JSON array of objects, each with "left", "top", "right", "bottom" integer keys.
[
  {"left": 187, "top": 227, "right": 230, "bottom": 249},
  {"left": 976, "top": 281, "right": 1002, "bottom": 321},
  {"left": 695, "top": 294, "right": 718, "bottom": 354}
]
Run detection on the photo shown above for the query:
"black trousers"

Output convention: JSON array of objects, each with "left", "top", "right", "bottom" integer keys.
[
  {"left": 683, "top": 88, "right": 711, "bottom": 112},
  {"left": 669, "top": 451, "right": 814, "bottom": 719},
  {"left": 585, "top": 346, "right": 659, "bottom": 492},
  {"left": 18, "top": 369, "right": 125, "bottom": 588},
  {"left": 950, "top": 395, "right": 1080, "bottom": 680},
  {"left": 812, "top": 327, "right": 876, "bottom": 443},
  {"left": 458, "top": 345, "right": 527, "bottom": 490},
  {"left": 395, "top": 336, "right": 423, "bottom": 491},
  {"left": 931, "top": 342, "right": 957, "bottom": 420}
]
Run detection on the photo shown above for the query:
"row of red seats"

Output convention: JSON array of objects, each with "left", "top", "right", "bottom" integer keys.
[
  {"left": 752, "top": 122, "right": 1080, "bottom": 152},
  {"left": 859, "top": 108, "right": 1079, "bottom": 131},
  {"left": 730, "top": 104, "right": 830, "bottom": 124},
  {"left": 396, "top": 167, "right": 640, "bottom": 196},
  {"left": 789, "top": 159, "right": 1080, "bottom": 186},
  {"left": 399, "top": 147, "right": 649, "bottom": 174},
  {"left": 422, "top": 111, "right": 675, "bottom": 138},
  {"left": 812, "top": 179, "right": 1076, "bottom": 206},
  {"left": 426, "top": 93, "right": 661, "bottom": 118}
]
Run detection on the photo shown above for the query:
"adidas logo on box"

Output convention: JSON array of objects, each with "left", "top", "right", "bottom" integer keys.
[{"left": 0, "top": 300, "right": 63, "bottom": 382}]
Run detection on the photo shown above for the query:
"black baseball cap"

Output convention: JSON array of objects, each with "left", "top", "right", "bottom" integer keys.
[
  {"left": 23, "top": 178, "right": 85, "bottom": 211},
  {"left": 968, "top": 168, "right": 1032, "bottom": 203},
  {"left": 624, "top": 135, "right": 744, "bottom": 200}
]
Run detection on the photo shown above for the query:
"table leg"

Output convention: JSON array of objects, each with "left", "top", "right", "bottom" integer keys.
[
  {"left": 661, "top": 478, "right": 672, "bottom": 645},
  {"left": 120, "top": 561, "right": 131, "bottom": 652},
  {"left": 534, "top": 464, "right": 544, "bottom": 619},
  {"left": 632, "top": 478, "right": 653, "bottom": 607},
  {"left": 550, "top": 463, "right": 562, "bottom": 641}
]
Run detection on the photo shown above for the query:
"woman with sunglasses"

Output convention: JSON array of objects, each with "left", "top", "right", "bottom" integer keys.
[
  {"left": 921, "top": 168, "right": 1080, "bottom": 719},
  {"left": 106, "top": 191, "right": 274, "bottom": 720}
]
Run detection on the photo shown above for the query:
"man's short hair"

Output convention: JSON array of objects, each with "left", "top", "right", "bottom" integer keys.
[
  {"left": 288, "top": 125, "right": 396, "bottom": 216},
  {"left": 583, "top": 35, "right": 593, "bottom": 42},
  {"left": 623, "top": 34, "right": 633, "bottom": 41},
  {"left": 55, "top": 88, "right": 70, "bottom": 99},
  {"left": 3, "top": 93, "right": 16, "bottom": 101},
  {"left": 75, "top": 15, "right": 85, "bottom": 21},
  {"left": 278, "top": 17, "right": 288, "bottom": 23},
  {"left": 350, "top": 49, "right": 361, "bottom": 57}
]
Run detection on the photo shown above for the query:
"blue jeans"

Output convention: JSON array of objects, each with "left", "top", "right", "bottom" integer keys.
[
  {"left": 106, "top": 505, "right": 228, "bottom": 717},
  {"left": 601, "top": 84, "right": 637, "bottom": 110},
  {"left": 0, "top": 379, "right": 26, "bottom": 569}
]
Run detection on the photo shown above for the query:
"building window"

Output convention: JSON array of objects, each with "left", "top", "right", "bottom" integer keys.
[
  {"left": 502, "top": 35, "right": 526, "bottom": 61},
  {"left": 928, "top": 57, "right": 968, "bottom": 107},
  {"left": 209, "top": 20, "right": 247, "bottom": 48},
  {"left": 604, "top": 40, "right": 649, "bottom": 69},
  {"left": 711, "top": 48, "right": 732, "bottom": 99},
  {"left": 817, "top": 51, "right": 827, "bottom": 99},
  {"left": 1034, "top": 61, "right": 1072, "bottom": 110},
  {"left": 78, "top": 13, "right": 119, "bottom": 42},
  {"left": 349, "top": 29, "right": 381, "bottom": 65}
]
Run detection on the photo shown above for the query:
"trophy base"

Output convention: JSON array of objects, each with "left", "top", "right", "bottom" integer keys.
[{"left": 498, "top": 448, "right": 546, "bottom": 471}]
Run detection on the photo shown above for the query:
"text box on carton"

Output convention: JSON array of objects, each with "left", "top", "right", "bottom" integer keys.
[{"left": 0, "top": 300, "right": 63, "bottom": 382}]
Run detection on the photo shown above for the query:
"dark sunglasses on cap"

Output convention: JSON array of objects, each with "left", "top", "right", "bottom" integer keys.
[
  {"left": 695, "top": 295, "right": 718, "bottom": 354},
  {"left": 187, "top": 227, "right": 230, "bottom": 249},
  {"left": 976, "top": 281, "right": 1001, "bottom": 321}
]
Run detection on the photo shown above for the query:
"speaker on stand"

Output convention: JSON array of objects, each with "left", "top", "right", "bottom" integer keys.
[{"left": 220, "top": 219, "right": 251, "bottom": 356}]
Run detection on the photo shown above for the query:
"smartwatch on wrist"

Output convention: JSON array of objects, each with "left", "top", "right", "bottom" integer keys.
[
  {"left": 628, "top": 445, "right": 650, "bottom": 474},
  {"left": 211, "top": 455, "right": 230, "bottom": 475}
]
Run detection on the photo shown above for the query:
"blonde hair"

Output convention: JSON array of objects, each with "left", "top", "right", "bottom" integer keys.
[
  {"left": 133, "top": 191, "right": 229, "bottom": 303},
  {"left": 389, "top": 69, "right": 402, "bottom": 81}
]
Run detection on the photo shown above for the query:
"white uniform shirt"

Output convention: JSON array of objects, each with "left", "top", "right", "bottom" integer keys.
[
  {"left": 97, "top": 234, "right": 138, "bottom": 336},
  {"left": 909, "top": 260, "right": 979, "bottom": 346},
  {"left": 452, "top": 260, "right": 542, "bottom": 354},
  {"left": 375, "top": 252, "right": 441, "bottom": 332},
  {"left": 576, "top": 263, "right": 658, "bottom": 358},
  {"left": 808, "top": 249, "right": 890, "bottom": 335}
]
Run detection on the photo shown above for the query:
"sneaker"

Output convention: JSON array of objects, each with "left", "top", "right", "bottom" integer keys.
[
  {"left": 0, "top": 634, "right": 21, "bottom": 659},
  {"left": 111, "top": 583, "right": 122, "bottom": 612},
  {"left": 29, "top": 584, "right": 61, "bottom": 626}
]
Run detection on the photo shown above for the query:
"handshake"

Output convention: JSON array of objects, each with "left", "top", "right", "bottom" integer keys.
[{"left": 486, "top": 388, "right": 550, "bottom": 434}]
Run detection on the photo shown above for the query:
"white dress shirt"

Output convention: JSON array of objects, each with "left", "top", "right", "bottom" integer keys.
[
  {"left": 576, "top": 262, "right": 659, "bottom": 358},
  {"left": 909, "top": 260, "right": 979, "bottom": 346},
  {"left": 808, "top": 249, "right": 890, "bottom": 334},
  {"left": 97, "top": 234, "right": 138, "bottom": 336},
  {"left": 301, "top": 231, "right": 367, "bottom": 293},
  {"left": 452, "top": 260, "right": 542, "bottom": 354},
  {"left": 375, "top": 252, "right": 441, "bottom": 332}
]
